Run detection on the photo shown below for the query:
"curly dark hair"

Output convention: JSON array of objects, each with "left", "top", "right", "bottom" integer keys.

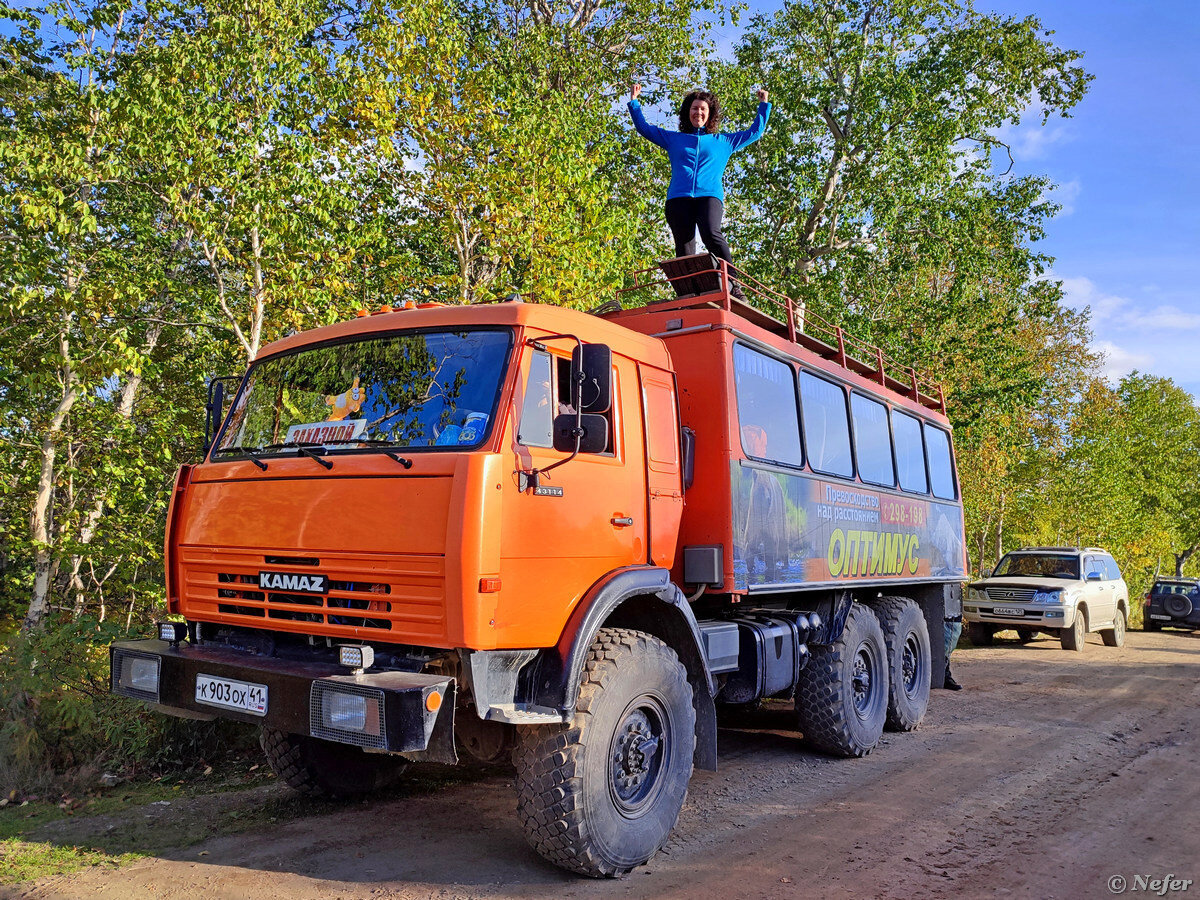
[{"left": 678, "top": 90, "right": 721, "bottom": 134}]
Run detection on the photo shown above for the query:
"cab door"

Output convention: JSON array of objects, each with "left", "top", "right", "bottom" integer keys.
[{"left": 494, "top": 344, "right": 648, "bottom": 648}]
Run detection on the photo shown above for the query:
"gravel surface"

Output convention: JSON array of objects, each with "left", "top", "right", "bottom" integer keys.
[{"left": 14, "top": 629, "right": 1200, "bottom": 900}]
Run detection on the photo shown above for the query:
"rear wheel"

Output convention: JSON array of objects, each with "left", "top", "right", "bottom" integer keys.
[
  {"left": 1061, "top": 608, "right": 1088, "bottom": 651},
  {"left": 965, "top": 622, "right": 994, "bottom": 646},
  {"left": 868, "top": 596, "right": 930, "bottom": 732},
  {"left": 1101, "top": 609, "right": 1126, "bottom": 647},
  {"left": 260, "top": 728, "right": 408, "bottom": 799},
  {"left": 513, "top": 628, "right": 695, "bottom": 877},
  {"left": 796, "top": 603, "right": 889, "bottom": 757}
]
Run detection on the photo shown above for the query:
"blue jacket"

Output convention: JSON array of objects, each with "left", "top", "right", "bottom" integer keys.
[{"left": 628, "top": 100, "right": 771, "bottom": 202}]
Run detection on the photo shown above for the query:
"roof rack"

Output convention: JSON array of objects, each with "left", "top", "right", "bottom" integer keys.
[{"left": 613, "top": 255, "right": 947, "bottom": 414}]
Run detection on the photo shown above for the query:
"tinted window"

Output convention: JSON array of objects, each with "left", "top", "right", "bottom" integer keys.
[
  {"left": 851, "top": 393, "right": 895, "bottom": 486},
  {"left": 517, "top": 350, "right": 554, "bottom": 448},
  {"left": 799, "top": 372, "right": 852, "bottom": 477},
  {"left": 892, "top": 410, "right": 928, "bottom": 493},
  {"left": 925, "top": 425, "right": 956, "bottom": 500},
  {"left": 994, "top": 553, "right": 1080, "bottom": 579},
  {"left": 734, "top": 344, "right": 802, "bottom": 467},
  {"left": 1101, "top": 555, "right": 1122, "bottom": 581}
]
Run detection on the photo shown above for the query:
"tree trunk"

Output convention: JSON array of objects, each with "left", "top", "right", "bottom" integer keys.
[
  {"left": 1175, "top": 547, "right": 1196, "bottom": 578},
  {"left": 23, "top": 349, "right": 80, "bottom": 632}
]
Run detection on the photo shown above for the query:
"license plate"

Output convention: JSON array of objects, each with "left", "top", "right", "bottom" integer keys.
[
  {"left": 992, "top": 607, "right": 1025, "bottom": 616},
  {"left": 1150, "top": 614, "right": 1171, "bottom": 620},
  {"left": 195, "top": 674, "right": 268, "bottom": 716}
]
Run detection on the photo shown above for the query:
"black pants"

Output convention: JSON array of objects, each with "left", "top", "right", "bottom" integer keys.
[{"left": 664, "top": 196, "right": 733, "bottom": 266}]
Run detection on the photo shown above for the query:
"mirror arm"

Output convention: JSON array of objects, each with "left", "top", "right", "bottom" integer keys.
[{"left": 520, "top": 334, "right": 585, "bottom": 491}]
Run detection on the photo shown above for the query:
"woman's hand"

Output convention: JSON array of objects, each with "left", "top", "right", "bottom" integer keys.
[
  {"left": 631, "top": 82, "right": 642, "bottom": 101},
  {"left": 756, "top": 87, "right": 769, "bottom": 103}
]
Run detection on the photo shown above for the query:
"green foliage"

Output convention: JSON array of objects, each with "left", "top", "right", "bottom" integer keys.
[{"left": 0, "top": 615, "right": 254, "bottom": 794}]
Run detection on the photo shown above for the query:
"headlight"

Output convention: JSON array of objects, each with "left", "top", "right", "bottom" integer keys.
[
  {"left": 968, "top": 587, "right": 984, "bottom": 601},
  {"left": 1033, "top": 589, "right": 1064, "bottom": 603}
]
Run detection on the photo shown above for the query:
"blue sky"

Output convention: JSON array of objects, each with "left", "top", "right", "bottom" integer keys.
[{"left": 721, "top": 0, "right": 1200, "bottom": 400}]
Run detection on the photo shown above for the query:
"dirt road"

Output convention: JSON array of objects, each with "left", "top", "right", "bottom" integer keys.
[{"left": 15, "top": 629, "right": 1200, "bottom": 900}]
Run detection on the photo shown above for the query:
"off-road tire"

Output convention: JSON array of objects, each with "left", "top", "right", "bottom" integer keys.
[
  {"left": 513, "top": 628, "right": 695, "bottom": 878},
  {"left": 1061, "top": 607, "right": 1088, "bottom": 651},
  {"left": 965, "top": 622, "right": 994, "bottom": 646},
  {"left": 795, "top": 603, "right": 889, "bottom": 757},
  {"left": 1101, "top": 609, "right": 1126, "bottom": 647},
  {"left": 867, "top": 596, "right": 930, "bottom": 732},
  {"left": 1016, "top": 626, "right": 1037, "bottom": 643},
  {"left": 260, "top": 728, "right": 407, "bottom": 799}
]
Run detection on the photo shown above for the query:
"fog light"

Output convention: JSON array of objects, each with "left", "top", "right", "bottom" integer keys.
[
  {"left": 158, "top": 621, "right": 187, "bottom": 643},
  {"left": 338, "top": 645, "right": 374, "bottom": 671},
  {"left": 121, "top": 655, "right": 160, "bottom": 694},
  {"left": 320, "top": 690, "right": 381, "bottom": 736},
  {"left": 1045, "top": 610, "right": 1063, "bottom": 619}
]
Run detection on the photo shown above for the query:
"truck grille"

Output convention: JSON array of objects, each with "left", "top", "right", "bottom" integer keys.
[
  {"left": 183, "top": 547, "right": 446, "bottom": 640},
  {"left": 984, "top": 587, "right": 1036, "bottom": 603}
]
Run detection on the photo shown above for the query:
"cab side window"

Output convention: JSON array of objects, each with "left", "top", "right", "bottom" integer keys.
[
  {"left": 517, "top": 349, "right": 554, "bottom": 448},
  {"left": 799, "top": 371, "right": 852, "bottom": 477},
  {"left": 1101, "top": 556, "right": 1122, "bottom": 581},
  {"left": 1083, "top": 555, "right": 1103, "bottom": 580}
]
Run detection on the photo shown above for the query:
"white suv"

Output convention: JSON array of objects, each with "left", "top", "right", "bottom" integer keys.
[{"left": 963, "top": 547, "right": 1129, "bottom": 650}]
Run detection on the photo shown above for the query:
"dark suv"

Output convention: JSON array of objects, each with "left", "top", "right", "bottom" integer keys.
[{"left": 1144, "top": 578, "right": 1200, "bottom": 631}]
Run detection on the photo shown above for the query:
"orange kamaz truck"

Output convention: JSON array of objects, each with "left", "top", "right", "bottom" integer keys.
[{"left": 111, "top": 258, "right": 966, "bottom": 877}]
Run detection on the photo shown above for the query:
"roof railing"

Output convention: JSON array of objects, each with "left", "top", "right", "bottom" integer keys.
[{"left": 615, "top": 256, "right": 947, "bottom": 414}]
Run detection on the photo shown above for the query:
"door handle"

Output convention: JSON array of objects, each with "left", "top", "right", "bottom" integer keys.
[{"left": 611, "top": 516, "right": 634, "bottom": 527}]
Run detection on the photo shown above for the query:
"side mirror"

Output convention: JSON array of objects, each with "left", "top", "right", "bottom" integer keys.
[
  {"left": 204, "top": 376, "right": 238, "bottom": 455},
  {"left": 1086, "top": 571, "right": 1102, "bottom": 581},
  {"left": 681, "top": 426, "right": 696, "bottom": 490},
  {"left": 553, "top": 413, "right": 608, "bottom": 454},
  {"left": 572, "top": 343, "right": 612, "bottom": 414}
]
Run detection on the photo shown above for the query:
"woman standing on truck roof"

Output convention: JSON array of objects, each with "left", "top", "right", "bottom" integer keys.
[{"left": 628, "top": 83, "right": 770, "bottom": 286}]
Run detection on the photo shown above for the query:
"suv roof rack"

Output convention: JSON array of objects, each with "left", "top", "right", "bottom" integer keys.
[
  {"left": 612, "top": 255, "right": 947, "bottom": 414},
  {"left": 1014, "top": 546, "right": 1109, "bottom": 554}
]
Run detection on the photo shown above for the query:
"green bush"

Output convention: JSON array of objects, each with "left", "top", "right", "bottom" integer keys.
[{"left": 0, "top": 615, "right": 255, "bottom": 795}]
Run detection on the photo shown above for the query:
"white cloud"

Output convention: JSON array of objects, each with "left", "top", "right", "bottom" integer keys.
[
  {"left": 994, "top": 117, "right": 1070, "bottom": 162},
  {"left": 1043, "top": 179, "right": 1081, "bottom": 216},
  {"left": 1093, "top": 340, "right": 1154, "bottom": 382}
]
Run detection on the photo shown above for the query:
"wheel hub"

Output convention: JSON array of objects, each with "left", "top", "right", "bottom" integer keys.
[
  {"left": 610, "top": 702, "right": 668, "bottom": 814},
  {"left": 852, "top": 649, "right": 873, "bottom": 715},
  {"left": 902, "top": 634, "right": 920, "bottom": 695}
]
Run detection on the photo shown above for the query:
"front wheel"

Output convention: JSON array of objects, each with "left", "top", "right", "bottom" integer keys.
[
  {"left": 795, "top": 603, "right": 889, "bottom": 757},
  {"left": 513, "top": 628, "right": 695, "bottom": 878},
  {"left": 868, "top": 596, "right": 930, "bottom": 732},
  {"left": 1101, "top": 609, "right": 1126, "bottom": 647},
  {"left": 260, "top": 728, "right": 408, "bottom": 799},
  {"left": 1061, "top": 608, "right": 1088, "bottom": 651},
  {"left": 965, "top": 622, "right": 994, "bottom": 646}
]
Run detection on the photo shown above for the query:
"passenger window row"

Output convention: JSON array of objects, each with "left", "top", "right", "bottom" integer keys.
[{"left": 733, "top": 342, "right": 957, "bottom": 500}]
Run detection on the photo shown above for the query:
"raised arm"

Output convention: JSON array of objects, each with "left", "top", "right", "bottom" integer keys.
[
  {"left": 728, "top": 89, "right": 772, "bottom": 151},
  {"left": 627, "top": 82, "right": 670, "bottom": 149}
]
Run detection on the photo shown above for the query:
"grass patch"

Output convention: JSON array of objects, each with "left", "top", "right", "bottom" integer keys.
[{"left": 0, "top": 839, "right": 140, "bottom": 883}]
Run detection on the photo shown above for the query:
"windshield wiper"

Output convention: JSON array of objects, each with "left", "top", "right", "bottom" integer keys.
[
  {"left": 261, "top": 441, "right": 333, "bottom": 470},
  {"left": 217, "top": 445, "right": 268, "bottom": 470},
  {"left": 321, "top": 437, "right": 414, "bottom": 468}
]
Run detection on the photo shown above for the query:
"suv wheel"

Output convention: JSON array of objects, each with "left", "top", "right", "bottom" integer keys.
[
  {"left": 1061, "top": 608, "right": 1087, "bottom": 651},
  {"left": 965, "top": 622, "right": 994, "bottom": 646},
  {"left": 1101, "top": 609, "right": 1126, "bottom": 647}
]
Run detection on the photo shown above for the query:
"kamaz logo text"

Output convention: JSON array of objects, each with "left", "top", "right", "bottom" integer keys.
[{"left": 258, "top": 571, "right": 328, "bottom": 594}]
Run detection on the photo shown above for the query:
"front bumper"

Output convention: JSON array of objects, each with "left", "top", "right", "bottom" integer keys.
[
  {"left": 963, "top": 604, "right": 1072, "bottom": 628},
  {"left": 110, "top": 639, "right": 456, "bottom": 763}
]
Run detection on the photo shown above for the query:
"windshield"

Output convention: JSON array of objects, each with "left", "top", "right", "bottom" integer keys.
[
  {"left": 214, "top": 328, "right": 512, "bottom": 456},
  {"left": 993, "top": 553, "right": 1080, "bottom": 580}
]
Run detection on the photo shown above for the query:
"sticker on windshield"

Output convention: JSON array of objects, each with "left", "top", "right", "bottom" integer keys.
[
  {"left": 325, "top": 377, "right": 365, "bottom": 420},
  {"left": 285, "top": 418, "right": 367, "bottom": 445}
]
